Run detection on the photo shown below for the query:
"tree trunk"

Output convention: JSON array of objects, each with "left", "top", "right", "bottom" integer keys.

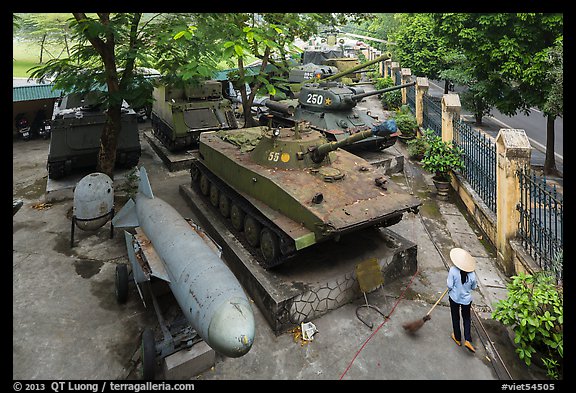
[
  {"left": 444, "top": 79, "right": 449, "bottom": 94},
  {"left": 96, "top": 107, "right": 121, "bottom": 178},
  {"left": 474, "top": 113, "right": 483, "bottom": 125},
  {"left": 64, "top": 34, "right": 70, "bottom": 57},
  {"left": 39, "top": 33, "right": 46, "bottom": 64},
  {"left": 544, "top": 114, "right": 559, "bottom": 176}
]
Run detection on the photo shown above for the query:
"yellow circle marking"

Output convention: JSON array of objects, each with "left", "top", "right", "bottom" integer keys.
[{"left": 281, "top": 152, "right": 290, "bottom": 163}]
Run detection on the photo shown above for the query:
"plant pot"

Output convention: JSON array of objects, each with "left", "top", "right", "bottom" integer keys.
[
  {"left": 398, "top": 134, "right": 415, "bottom": 143},
  {"left": 432, "top": 175, "right": 451, "bottom": 201}
]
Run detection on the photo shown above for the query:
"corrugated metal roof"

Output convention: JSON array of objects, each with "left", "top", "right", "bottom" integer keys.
[{"left": 13, "top": 84, "right": 62, "bottom": 102}]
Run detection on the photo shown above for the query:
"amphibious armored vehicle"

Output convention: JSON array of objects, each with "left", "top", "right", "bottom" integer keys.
[
  {"left": 47, "top": 92, "right": 141, "bottom": 180},
  {"left": 190, "top": 121, "right": 421, "bottom": 269},
  {"left": 150, "top": 80, "right": 238, "bottom": 152}
]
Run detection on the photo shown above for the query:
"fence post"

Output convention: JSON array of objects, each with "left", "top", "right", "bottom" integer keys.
[
  {"left": 441, "top": 94, "right": 461, "bottom": 143},
  {"left": 415, "top": 77, "right": 429, "bottom": 128},
  {"left": 401, "top": 68, "right": 411, "bottom": 105},
  {"left": 391, "top": 62, "right": 400, "bottom": 84},
  {"left": 495, "top": 129, "right": 532, "bottom": 276},
  {"left": 383, "top": 59, "right": 392, "bottom": 78}
]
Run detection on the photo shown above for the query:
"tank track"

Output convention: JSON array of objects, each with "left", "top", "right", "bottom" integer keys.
[
  {"left": 190, "top": 160, "right": 297, "bottom": 269},
  {"left": 151, "top": 113, "right": 196, "bottom": 152}
]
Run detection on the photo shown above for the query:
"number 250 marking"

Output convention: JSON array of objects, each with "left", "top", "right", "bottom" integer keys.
[{"left": 306, "top": 93, "right": 324, "bottom": 105}]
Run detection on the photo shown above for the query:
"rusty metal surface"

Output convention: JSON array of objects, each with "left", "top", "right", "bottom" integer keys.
[{"left": 203, "top": 132, "right": 420, "bottom": 233}]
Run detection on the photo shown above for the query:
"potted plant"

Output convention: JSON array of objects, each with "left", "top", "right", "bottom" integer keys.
[
  {"left": 394, "top": 107, "right": 419, "bottom": 141},
  {"left": 420, "top": 129, "right": 465, "bottom": 200},
  {"left": 406, "top": 136, "right": 429, "bottom": 161}
]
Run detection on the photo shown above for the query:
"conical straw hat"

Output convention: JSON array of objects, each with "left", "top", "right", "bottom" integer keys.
[{"left": 449, "top": 248, "right": 476, "bottom": 272}]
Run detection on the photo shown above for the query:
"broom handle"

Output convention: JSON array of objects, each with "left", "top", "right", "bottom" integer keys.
[{"left": 426, "top": 288, "right": 449, "bottom": 316}]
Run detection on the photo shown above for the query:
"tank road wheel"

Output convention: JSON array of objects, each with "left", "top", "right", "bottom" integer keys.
[
  {"left": 209, "top": 183, "right": 220, "bottom": 207},
  {"left": 115, "top": 263, "right": 129, "bottom": 304},
  {"left": 200, "top": 173, "right": 210, "bottom": 196},
  {"left": 219, "top": 194, "right": 231, "bottom": 218},
  {"left": 230, "top": 204, "right": 245, "bottom": 232},
  {"left": 244, "top": 215, "right": 262, "bottom": 247},
  {"left": 190, "top": 165, "right": 200, "bottom": 184},
  {"left": 260, "top": 228, "right": 280, "bottom": 265},
  {"left": 141, "top": 328, "right": 156, "bottom": 381}
]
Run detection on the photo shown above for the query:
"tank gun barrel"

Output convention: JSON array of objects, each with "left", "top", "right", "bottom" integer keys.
[
  {"left": 310, "top": 120, "right": 397, "bottom": 162},
  {"left": 263, "top": 98, "right": 296, "bottom": 115},
  {"left": 351, "top": 81, "right": 416, "bottom": 102}
]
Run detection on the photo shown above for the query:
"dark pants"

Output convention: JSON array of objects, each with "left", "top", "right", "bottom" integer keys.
[{"left": 449, "top": 297, "right": 472, "bottom": 342}]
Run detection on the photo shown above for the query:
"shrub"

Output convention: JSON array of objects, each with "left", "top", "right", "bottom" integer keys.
[
  {"left": 406, "top": 136, "right": 429, "bottom": 160},
  {"left": 374, "top": 76, "right": 402, "bottom": 110},
  {"left": 420, "top": 129, "right": 464, "bottom": 181},
  {"left": 492, "top": 270, "right": 563, "bottom": 380},
  {"left": 394, "top": 111, "right": 418, "bottom": 138}
]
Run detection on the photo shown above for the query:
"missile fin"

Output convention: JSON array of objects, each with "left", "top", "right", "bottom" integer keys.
[
  {"left": 111, "top": 198, "right": 139, "bottom": 228},
  {"left": 138, "top": 166, "right": 154, "bottom": 199}
]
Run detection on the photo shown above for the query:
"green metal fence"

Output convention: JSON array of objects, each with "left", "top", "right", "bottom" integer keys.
[
  {"left": 406, "top": 81, "right": 415, "bottom": 114},
  {"left": 453, "top": 119, "right": 497, "bottom": 214},
  {"left": 517, "top": 166, "right": 563, "bottom": 281},
  {"left": 422, "top": 94, "right": 442, "bottom": 137}
]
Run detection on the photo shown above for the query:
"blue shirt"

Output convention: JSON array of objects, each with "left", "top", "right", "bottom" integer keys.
[{"left": 447, "top": 266, "right": 477, "bottom": 305}]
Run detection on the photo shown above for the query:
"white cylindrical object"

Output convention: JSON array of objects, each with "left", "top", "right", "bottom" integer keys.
[{"left": 73, "top": 172, "right": 114, "bottom": 231}]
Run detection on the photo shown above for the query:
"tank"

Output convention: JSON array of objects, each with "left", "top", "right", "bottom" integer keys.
[
  {"left": 190, "top": 121, "right": 421, "bottom": 269},
  {"left": 260, "top": 80, "right": 416, "bottom": 152},
  {"left": 288, "top": 63, "right": 339, "bottom": 84},
  {"left": 322, "top": 57, "right": 362, "bottom": 82},
  {"left": 47, "top": 92, "right": 141, "bottom": 180},
  {"left": 150, "top": 80, "right": 239, "bottom": 152}
]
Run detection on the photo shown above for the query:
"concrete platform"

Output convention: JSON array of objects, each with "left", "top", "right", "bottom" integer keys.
[
  {"left": 179, "top": 183, "right": 418, "bottom": 335},
  {"left": 163, "top": 341, "right": 215, "bottom": 380},
  {"left": 353, "top": 144, "right": 404, "bottom": 174},
  {"left": 143, "top": 131, "right": 198, "bottom": 172}
]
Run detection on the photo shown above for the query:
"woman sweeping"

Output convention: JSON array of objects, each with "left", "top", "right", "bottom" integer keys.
[{"left": 447, "top": 248, "right": 478, "bottom": 353}]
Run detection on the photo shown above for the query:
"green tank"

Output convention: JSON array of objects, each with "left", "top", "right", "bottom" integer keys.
[
  {"left": 259, "top": 53, "right": 413, "bottom": 152},
  {"left": 322, "top": 57, "right": 362, "bottom": 82},
  {"left": 260, "top": 80, "right": 416, "bottom": 152},
  {"left": 150, "top": 80, "right": 238, "bottom": 151},
  {"left": 47, "top": 92, "right": 141, "bottom": 180},
  {"left": 190, "top": 121, "right": 421, "bottom": 269}
]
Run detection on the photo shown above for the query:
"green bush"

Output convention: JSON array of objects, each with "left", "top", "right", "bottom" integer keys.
[
  {"left": 420, "top": 129, "right": 464, "bottom": 181},
  {"left": 374, "top": 76, "right": 402, "bottom": 110},
  {"left": 406, "top": 136, "right": 429, "bottom": 160},
  {"left": 394, "top": 112, "right": 418, "bottom": 138},
  {"left": 492, "top": 270, "right": 563, "bottom": 380}
]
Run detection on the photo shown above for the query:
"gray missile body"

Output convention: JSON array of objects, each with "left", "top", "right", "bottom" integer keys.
[{"left": 113, "top": 166, "right": 254, "bottom": 358}]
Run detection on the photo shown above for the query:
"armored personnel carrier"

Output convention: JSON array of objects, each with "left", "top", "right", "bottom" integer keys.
[
  {"left": 150, "top": 80, "right": 238, "bottom": 152},
  {"left": 190, "top": 121, "right": 421, "bottom": 269},
  {"left": 47, "top": 92, "right": 141, "bottom": 180}
]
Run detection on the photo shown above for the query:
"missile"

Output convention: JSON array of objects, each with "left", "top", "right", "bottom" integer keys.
[{"left": 112, "top": 166, "right": 255, "bottom": 358}]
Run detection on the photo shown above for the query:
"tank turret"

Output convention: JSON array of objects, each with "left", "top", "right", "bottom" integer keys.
[
  {"left": 297, "top": 81, "right": 416, "bottom": 112},
  {"left": 296, "top": 52, "right": 390, "bottom": 87},
  {"left": 190, "top": 121, "right": 421, "bottom": 269}
]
